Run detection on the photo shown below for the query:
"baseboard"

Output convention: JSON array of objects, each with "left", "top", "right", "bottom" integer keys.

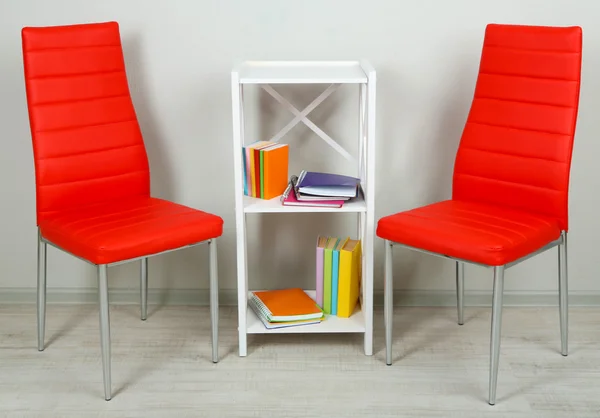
[{"left": 1, "top": 288, "right": 599, "bottom": 307}]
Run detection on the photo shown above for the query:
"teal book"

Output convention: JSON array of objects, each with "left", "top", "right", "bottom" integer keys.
[{"left": 330, "top": 238, "right": 348, "bottom": 315}]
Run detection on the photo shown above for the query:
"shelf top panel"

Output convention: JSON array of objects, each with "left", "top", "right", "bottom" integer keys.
[{"left": 234, "top": 61, "right": 371, "bottom": 84}]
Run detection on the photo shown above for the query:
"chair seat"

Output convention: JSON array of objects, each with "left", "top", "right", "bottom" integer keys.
[
  {"left": 376, "top": 200, "right": 561, "bottom": 266},
  {"left": 40, "top": 197, "right": 223, "bottom": 264}
]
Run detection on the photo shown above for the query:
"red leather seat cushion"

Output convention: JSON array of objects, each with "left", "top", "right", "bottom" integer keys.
[
  {"left": 376, "top": 200, "right": 561, "bottom": 266},
  {"left": 40, "top": 197, "right": 223, "bottom": 265}
]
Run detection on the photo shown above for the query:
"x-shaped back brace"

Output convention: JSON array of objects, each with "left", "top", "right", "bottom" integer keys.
[{"left": 261, "top": 84, "right": 358, "bottom": 165}]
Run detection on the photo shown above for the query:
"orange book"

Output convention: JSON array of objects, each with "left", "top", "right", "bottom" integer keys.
[
  {"left": 251, "top": 288, "right": 323, "bottom": 322},
  {"left": 261, "top": 143, "right": 289, "bottom": 200}
]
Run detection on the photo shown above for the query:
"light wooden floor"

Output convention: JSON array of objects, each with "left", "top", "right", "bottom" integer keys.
[{"left": 1, "top": 304, "right": 599, "bottom": 417}]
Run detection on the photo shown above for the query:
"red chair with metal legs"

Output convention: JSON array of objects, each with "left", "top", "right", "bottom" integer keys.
[
  {"left": 377, "top": 24, "right": 582, "bottom": 405},
  {"left": 21, "top": 21, "right": 223, "bottom": 400}
]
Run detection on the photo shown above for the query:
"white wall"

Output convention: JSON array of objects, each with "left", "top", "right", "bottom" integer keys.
[{"left": 1, "top": 0, "right": 599, "bottom": 305}]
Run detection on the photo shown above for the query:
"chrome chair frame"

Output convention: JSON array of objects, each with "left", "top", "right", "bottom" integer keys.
[
  {"left": 383, "top": 231, "right": 568, "bottom": 405},
  {"left": 36, "top": 228, "right": 219, "bottom": 401}
]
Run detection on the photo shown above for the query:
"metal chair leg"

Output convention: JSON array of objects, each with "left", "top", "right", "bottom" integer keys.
[
  {"left": 384, "top": 240, "right": 393, "bottom": 366},
  {"left": 558, "top": 231, "right": 568, "bottom": 356},
  {"left": 209, "top": 239, "right": 219, "bottom": 363},
  {"left": 97, "top": 264, "right": 112, "bottom": 401},
  {"left": 456, "top": 261, "right": 464, "bottom": 325},
  {"left": 489, "top": 265, "right": 505, "bottom": 406},
  {"left": 140, "top": 257, "right": 148, "bottom": 321},
  {"left": 37, "top": 230, "right": 47, "bottom": 351}
]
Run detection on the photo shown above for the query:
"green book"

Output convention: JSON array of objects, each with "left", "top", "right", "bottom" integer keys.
[
  {"left": 323, "top": 237, "right": 339, "bottom": 314},
  {"left": 259, "top": 149, "right": 264, "bottom": 198}
]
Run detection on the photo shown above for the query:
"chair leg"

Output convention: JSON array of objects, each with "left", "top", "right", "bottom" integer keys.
[
  {"left": 209, "top": 238, "right": 219, "bottom": 363},
  {"left": 384, "top": 239, "right": 393, "bottom": 366},
  {"left": 559, "top": 232, "right": 568, "bottom": 356},
  {"left": 97, "top": 264, "right": 112, "bottom": 401},
  {"left": 140, "top": 257, "right": 148, "bottom": 321},
  {"left": 37, "top": 231, "right": 47, "bottom": 351},
  {"left": 489, "top": 265, "right": 505, "bottom": 406},
  {"left": 456, "top": 261, "right": 464, "bottom": 325}
]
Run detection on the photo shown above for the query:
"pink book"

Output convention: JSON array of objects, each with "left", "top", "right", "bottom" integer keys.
[
  {"left": 281, "top": 188, "right": 344, "bottom": 208},
  {"left": 316, "top": 236, "right": 327, "bottom": 308}
]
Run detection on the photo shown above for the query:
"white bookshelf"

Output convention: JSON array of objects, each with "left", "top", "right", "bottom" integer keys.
[{"left": 231, "top": 60, "right": 376, "bottom": 356}]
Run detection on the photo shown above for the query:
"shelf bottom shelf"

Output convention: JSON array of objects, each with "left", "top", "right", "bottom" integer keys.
[{"left": 245, "top": 290, "right": 365, "bottom": 334}]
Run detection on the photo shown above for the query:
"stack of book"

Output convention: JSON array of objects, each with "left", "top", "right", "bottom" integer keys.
[
  {"left": 249, "top": 288, "right": 324, "bottom": 330},
  {"left": 280, "top": 170, "right": 361, "bottom": 208},
  {"left": 243, "top": 141, "right": 289, "bottom": 200},
  {"left": 315, "top": 236, "right": 362, "bottom": 317}
]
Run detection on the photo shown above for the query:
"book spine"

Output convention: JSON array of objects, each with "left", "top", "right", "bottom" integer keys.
[
  {"left": 260, "top": 149, "right": 264, "bottom": 199},
  {"left": 253, "top": 148, "right": 261, "bottom": 198},
  {"left": 242, "top": 147, "right": 247, "bottom": 196},
  {"left": 331, "top": 249, "right": 340, "bottom": 316},
  {"left": 316, "top": 245, "right": 324, "bottom": 308}
]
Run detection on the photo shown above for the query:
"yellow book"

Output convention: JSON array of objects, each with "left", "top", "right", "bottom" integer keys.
[{"left": 336, "top": 239, "right": 362, "bottom": 318}]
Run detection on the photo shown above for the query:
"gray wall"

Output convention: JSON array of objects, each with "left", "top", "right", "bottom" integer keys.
[{"left": 1, "top": 0, "right": 598, "bottom": 306}]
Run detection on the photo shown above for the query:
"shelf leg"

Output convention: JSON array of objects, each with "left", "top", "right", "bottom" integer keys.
[
  {"left": 363, "top": 74, "right": 376, "bottom": 357},
  {"left": 362, "top": 211, "right": 373, "bottom": 356},
  {"left": 231, "top": 76, "right": 248, "bottom": 357},
  {"left": 237, "top": 213, "right": 248, "bottom": 357}
]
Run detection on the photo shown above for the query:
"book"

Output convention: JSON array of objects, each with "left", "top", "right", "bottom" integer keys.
[
  {"left": 244, "top": 141, "right": 271, "bottom": 197},
  {"left": 330, "top": 237, "right": 348, "bottom": 316},
  {"left": 337, "top": 239, "right": 362, "bottom": 318},
  {"left": 252, "top": 144, "right": 271, "bottom": 197},
  {"left": 323, "top": 237, "right": 339, "bottom": 314},
  {"left": 261, "top": 143, "right": 289, "bottom": 200},
  {"left": 297, "top": 170, "right": 360, "bottom": 198},
  {"left": 250, "top": 288, "right": 323, "bottom": 322},
  {"left": 249, "top": 297, "right": 322, "bottom": 329},
  {"left": 286, "top": 174, "right": 349, "bottom": 202},
  {"left": 242, "top": 141, "right": 289, "bottom": 199},
  {"left": 281, "top": 186, "right": 344, "bottom": 208},
  {"left": 315, "top": 236, "right": 327, "bottom": 308},
  {"left": 242, "top": 148, "right": 248, "bottom": 196}
]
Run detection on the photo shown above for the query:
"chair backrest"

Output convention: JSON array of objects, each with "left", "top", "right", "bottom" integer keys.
[
  {"left": 22, "top": 21, "right": 150, "bottom": 225},
  {"left": 452, "top": 24, "right": 582, "bottom": 231}
]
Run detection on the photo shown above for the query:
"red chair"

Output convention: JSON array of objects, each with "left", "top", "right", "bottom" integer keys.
[
  {"left": 377, "top": 24, "right": 582, "bottom": 405},
  {"left": 21, "top": 21, "right": 223, "bottom": 400}
]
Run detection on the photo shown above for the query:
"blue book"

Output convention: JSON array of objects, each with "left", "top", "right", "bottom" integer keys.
[
  {"left": 297, "top": 170, "right": 360, "bottom": 198},
  {"left": 331, "top": 238, "right": 348, "bottom": 315}
]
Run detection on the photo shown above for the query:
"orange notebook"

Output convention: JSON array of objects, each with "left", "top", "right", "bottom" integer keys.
[
  {"left": 262, "top": 143, "right": 289, "bottom": 200},
  {"left": 251, "top": 288, "right": 323, "bottom": 322}
]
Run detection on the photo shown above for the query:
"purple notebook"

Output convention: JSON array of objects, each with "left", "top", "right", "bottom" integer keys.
[
  {"left": 298, "top": 171, "right": 360, "bottom": 187},
  {"left": 298, "top": 171, "right": 360, "bottom": 198}
]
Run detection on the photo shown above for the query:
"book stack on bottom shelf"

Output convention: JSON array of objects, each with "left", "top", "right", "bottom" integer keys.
[{"left": 249, "top": 288, "right": 324, "bottom": 330}]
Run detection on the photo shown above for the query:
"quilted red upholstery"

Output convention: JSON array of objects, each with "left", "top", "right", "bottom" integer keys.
[
  {"left": 377, "top": 24, "right": 582, "bottom": 266},
  {"left": 40, "top": 197, "right": 223, "bottom": 265},
  {"left": 377, "top": 200, "right": 560, "bottom": 266},
  {"left": 22, "top": 22, "right": 223, "bottom": 264}
]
